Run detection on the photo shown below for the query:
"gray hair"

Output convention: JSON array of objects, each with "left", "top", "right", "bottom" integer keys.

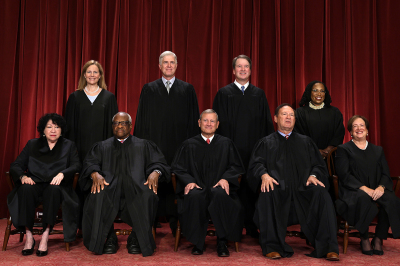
[
  {"left": 159, "top": 51, "right": 178, "bottom": 65},
  {"left": 112, "top": 112, "right": 132, "bottom": 123},
  {"left": 199, "top": 109, "right": 218, "bottom": 122}
]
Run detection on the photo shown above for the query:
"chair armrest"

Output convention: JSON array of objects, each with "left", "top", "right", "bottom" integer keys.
[
  {"left": 392, "top": 176, "right": 400, "bottom": 194},
  {"left": 332, "top": 174, "right": 339, "bottom": 200}
]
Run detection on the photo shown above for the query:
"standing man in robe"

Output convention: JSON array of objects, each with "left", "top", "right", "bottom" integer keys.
[
  {"left": 80, "top": 112, "right": 170, "bottom": 256},
  {"left": 248, "top": 104, "right": 339, "bottom": 260},
  {"left": 134, "top": 51, "right": 200, "bottom": 234},
  {"left": 212, "top": 55, "right": 274, "bottom": 237},
  {"left": 172, "top": 109, "right": 245, "bottom": 257}
]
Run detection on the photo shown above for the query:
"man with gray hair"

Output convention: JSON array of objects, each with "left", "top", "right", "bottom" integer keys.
[
  {"left": 80, "top": 112, "right": 170, "bottom": 256},
  {"left": 134, "top": 51, "right": 200, "bottom": 235},
  {"left": 172, "top": 109, "right": 245, "bottom": 257}
]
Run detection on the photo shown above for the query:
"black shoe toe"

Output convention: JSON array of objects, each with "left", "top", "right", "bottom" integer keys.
[
  {"left": 217, "top": 242, "right": 230, "bottom": 257},
  {"left": 36, "top": 249, "right": 48, "bottom": 257},
  {"left": 103, "top": 237, "right": 119, "bottom": 254},
  {"left": 22, "top": 239, "right": 35, "bottom": 256},
  {"left": 191, "top": 246, "right": 203, "bottom": 255}
]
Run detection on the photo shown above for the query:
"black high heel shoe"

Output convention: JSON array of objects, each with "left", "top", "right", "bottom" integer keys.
[
  {"left": 360, "top": 241, "right": 373, "bottom": 255},
  {"left": 36, "top": 249, "right": 48, "bottom": 256},
  {"left": 22, "top": 238, "right": 35, "bottom": 256},
  {"left": 371, "top": 237, "right": 384, "bottom": 255}
]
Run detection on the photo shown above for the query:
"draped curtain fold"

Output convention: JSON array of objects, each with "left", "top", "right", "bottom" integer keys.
[{"left": 0, "top": 0, "right": 399, "bottom": 217}]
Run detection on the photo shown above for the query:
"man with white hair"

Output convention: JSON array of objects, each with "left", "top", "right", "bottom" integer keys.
[{"left": 134, "top": 51, "right": 200, "bottom": 234}]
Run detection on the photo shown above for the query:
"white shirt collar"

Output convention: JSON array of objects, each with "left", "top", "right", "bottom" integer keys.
[
  {"left": 234, "top": 80, "right": 249, "bottom": 91},
  {"left": 201, "top": 134, "right": 215, "bottom": 143},
  {"left": 162, "top": 76, "right": 175, "bottom": 87},
  {"left": 117, "top": 136, "right": 129, "bottom": 143}
]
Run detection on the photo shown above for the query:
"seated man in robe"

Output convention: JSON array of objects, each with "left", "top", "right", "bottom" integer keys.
[
  {"left": 248, "top": 104, "right": 339, "bottom": 261},
  {"left": 80, "top": 112, "right": 170, "bottom": 256},
  {"left": 172, "top": 109, "right": 245, "bottom": 257}
]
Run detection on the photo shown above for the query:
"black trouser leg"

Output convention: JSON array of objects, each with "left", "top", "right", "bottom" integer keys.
[{"left": 42, "top": 184, "right": 63, "bottom": 230}]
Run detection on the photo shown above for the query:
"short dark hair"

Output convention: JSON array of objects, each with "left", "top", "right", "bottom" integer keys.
[
  {"left": 275, "top": 103, "right": 294, "bottom": 116},
  {"left": 347, "top": 115, "right": 369, "bottom": 132},
  {"left": 298, "top": 80, "right": 332, "bottom": 107},
  {"left": 232, "top": 55, "right": 252, "bottom": 70},
  {"left": 37, "top": 113, "right": 66, "bottom": 135}
]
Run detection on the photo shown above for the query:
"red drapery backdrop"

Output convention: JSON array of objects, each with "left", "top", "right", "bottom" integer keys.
[{"left": 1, "top": 0, "right": 399, "bottom": 218}]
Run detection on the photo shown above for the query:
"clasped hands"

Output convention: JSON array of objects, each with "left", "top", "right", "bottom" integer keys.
[
  {"left": 261, "top": 173, "right": 325, "bottom": 192},
  {"left": 21, "top": 173, "right": 64, "bottom": 186},
  {"left": 184, "top": 179, "right": 229, "bottom": 195},
  {"left": 360, "top": 185, "right": 384, "bottom": 201},
  {"left": 91, "top": 171, "right": 160, "bottom": 194}
]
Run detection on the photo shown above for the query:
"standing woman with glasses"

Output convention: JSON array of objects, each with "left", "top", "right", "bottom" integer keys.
[
  {"left": 64, "top": 60, "right": 118, "bottom": 231},
  {"left": 294, "top": 80, "right": 345, "bottom": 159}
]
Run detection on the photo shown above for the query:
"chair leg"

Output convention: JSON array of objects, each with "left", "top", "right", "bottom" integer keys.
[
  {"left": 174, "top": 220, "right": 181, "bottom": 252},
  {"left": 2, "top": 216, "right": 12, "bottom": 251},
  {"left": 344, "top": 221, "right": 349, "bottom": 254},
  {"left": 19, "top": 233, "right": 24, "bottom": 242},
  {"left": 234, "top": 241, "right": 239, "bottom": 252},
  {"left": 152, "top": 226, "right": 156, "bottom": 242},
  {"left": 65, "top": 242, "right": 70, "bottom": 252}
]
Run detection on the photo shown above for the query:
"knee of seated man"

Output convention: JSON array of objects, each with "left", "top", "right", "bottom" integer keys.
[{"left": 211, "top": 186, "right": 230, "bottom": 198}]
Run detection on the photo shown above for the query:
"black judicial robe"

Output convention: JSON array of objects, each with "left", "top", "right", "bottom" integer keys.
[
  {"left": 294, "top": 105, "right": 345, "bottom": 149},
  {"left": 134, "top": 78, "right": 200, "bottom": 165},
  {"left": 64, "top": 89, "right": 118, "bottom": 161},
  {"left": 212, "top": 83, "right": 274, "bottom": 168},
  {"left": 171, "top": 134, "right": 245, "bottom": 249},
  {"left": 248, "top": 132, "right": 338, "bottom": 258},
  {"left": 7, "top": 137, "right": 81, "bottom": 242},
  {"left": 335, "top": 141, "right": 400, "bottom": 237},
  {"left": 80, "top": 135, "right": 170, "bottom": 256}
]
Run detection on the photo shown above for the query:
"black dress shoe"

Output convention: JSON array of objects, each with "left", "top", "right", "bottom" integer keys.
[
  {"left": 360, "top": 241, "right": 373, "bottom": 256},
  {"left": 36, "top": 249, "right": 48, "bottom": 257},
  {"left": 22, "top": 238, "right": 35, "bottom": 256},
  {"left": 371, "top": 238, "right": 384, "bottom": 255},
  {"left": 191, "top": 246, "right": 203, "bottom": 255},
  {"left": 217, "top": 241, "right": 230, "bottom": 257},
  {"left": 127, "top": 233, "right": 141, "bottom": 254},
  {"left": 103, "top": 236, "right": 119, "bottom": 254}
]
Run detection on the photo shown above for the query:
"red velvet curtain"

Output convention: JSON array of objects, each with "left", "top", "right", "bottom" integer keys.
[{"left": 1, "top": 0, "right": 399, "bottom": 218}]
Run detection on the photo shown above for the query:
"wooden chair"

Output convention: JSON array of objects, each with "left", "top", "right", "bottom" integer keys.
[
  {"left": 171, "top": 173, "right": 240, "bottom": 252},
  {"left": 326, "top": 147, "right": 338, "bottom": 177},
  {"left": 332, "top": 173, "right": 400, "bottom": 253},
  {"left": 2, "top": 172, "right": 79, "bottom": 252}
]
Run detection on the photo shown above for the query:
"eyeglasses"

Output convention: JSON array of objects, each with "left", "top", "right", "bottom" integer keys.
[
  {"left": 312, "top": 89, "right": 326, "bottom": 93},
  {"left": 112, "top": 121, "right": 131, "bottom": 127}
]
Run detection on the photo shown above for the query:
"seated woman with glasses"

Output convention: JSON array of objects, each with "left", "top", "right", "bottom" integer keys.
[
  {"left": 7, "top": 113, "right": 81, "bottom": 256},
  {"left": 294, "top": 80, "right": 345, "bottom": 159},
  {"left": 335, "top": 115, "right": 400, "bottom": 255}
]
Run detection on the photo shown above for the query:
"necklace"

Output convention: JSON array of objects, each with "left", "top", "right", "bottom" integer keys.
[
  {"left": 352, "top": 139, "right": 368, "bottom": 150},
  {"left": 309, "top": 101, "right": 325, "bottom": 110},
  {"left": 84, "top": 86, "right": 100, "bottom": 95}
]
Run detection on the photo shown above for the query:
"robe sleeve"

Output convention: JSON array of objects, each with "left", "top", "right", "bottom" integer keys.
[
  {"left": 335, "top": 145, "right": 365, "bottom": 190},
  {"left": 133, "top": 84, "right": 149, "bottom": 138},
  {"left": 79, "top": 142, "right": 103, "bottom": 191},
  {"left": 294, "top": 108, "right": 309, "bottom": 136},
  {"left": 377, "top": 149, "right": 394, "bottom": 192},
  {"left": 64, "top": 93, "right": 77, "bottom": 141},
  {"left": 219, "top": 141, "right": 245, "bottom": 190},
  {"left": 307, "top": 139, "right": 330, "bottom": 187},
  {"left": 247, "top": 138, "right": 270, "bottom": 193},
  {"left": 10, "top": 141, "right": 31, "bottom": 183},
  {"left": 104, "top": 92, "right": 118, "bottom": 139},
  {"left": 328, "top": 108, "right": 345, "bottom": 147},
  {"left": 261, "top": 91, "right": 275, "bottom": 136},
  {"left": 144, "top": 140, "right": 171, "bottom": 183},
  {"left": 186, "top": 85, "right": 200, "bottom": 139},
  {"left": 60, "top": 141, "right": 82, "bottom": 182},
  {"left": 171, "top": 143, "right": 198, "bottom": 194},
  {"left": 212, "top": 90, "right": 229, "bottom": 137}
]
